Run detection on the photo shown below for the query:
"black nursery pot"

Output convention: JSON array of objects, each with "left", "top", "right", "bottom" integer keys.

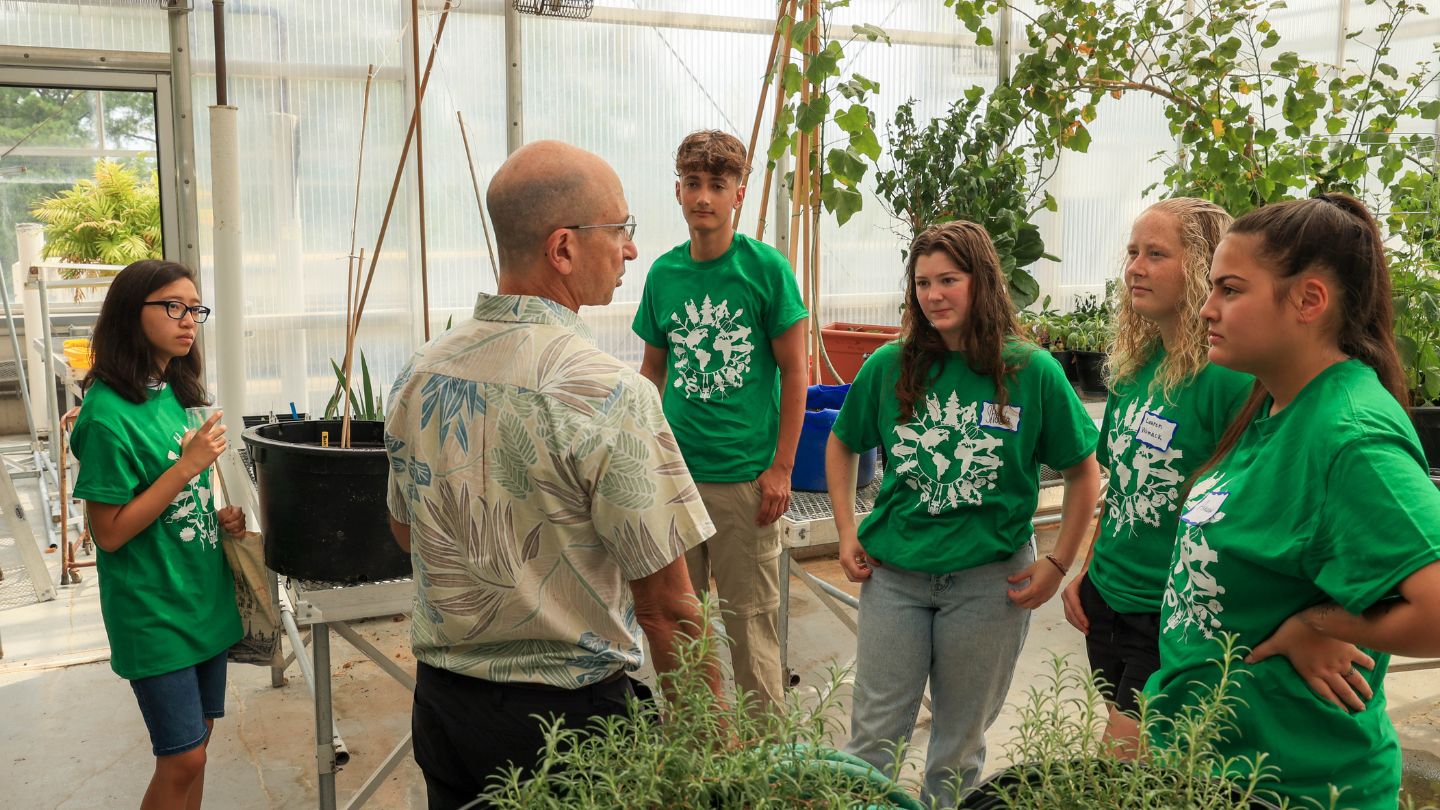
[
  {"left": 959, "top": 760, "right": 1283, "bottom": 810},
  {"left": 1071, "top": 350, "right": 1109, "bottom": 396},
  {"left": 241, "top": 419, "right": 410, "bottom": 584},
  {"left": 1412, "top": 405, "right": 1440, "bottom": 475},
  {"left": 1050, "top": 349, "right": 1079, "bottom": 384}
]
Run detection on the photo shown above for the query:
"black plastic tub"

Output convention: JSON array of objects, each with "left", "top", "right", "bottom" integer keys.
[
  {"left": 241, "top": 419, "right": 410, "bottom": 583},
  {"left": 1071, "top": 350, "right": 1109, "bottom": 397},
  {"left": 959, "top": 760, "right": 1283, "bottom": 809},
  {"left": 1050, "top": 349, "right": 1079, "bottom": 384},
  {"left": 1413, "top": 405, "right": 1440, "bottom": 475}
]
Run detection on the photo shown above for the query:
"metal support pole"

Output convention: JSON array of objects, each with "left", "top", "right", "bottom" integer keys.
[
  {"left": 166, "top": 3, "right": 202, "bottom": 272},
  {"left": 504, "top": 2, "right": 523, "bottom": 153},
  {"left": 996, "top": 3, "right": 1013, "bottom": 84},
  {"left": 33, "top": 270, "right": 61, "bottom": 468},
  {"left": 1335, "top": 0, "right": 1352, "bottom": 70},
  {"left": 314, "top": 623, "right": 337, "bottom": 810},
  {"left": 278, "top": 586, "right": 350, "bottom": 766},
  {"left": 212, "top": 0, "right": 228, "bottom": 105}
]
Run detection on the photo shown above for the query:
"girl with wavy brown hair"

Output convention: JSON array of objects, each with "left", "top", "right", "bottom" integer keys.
[{"left": 826, "top": 220, "right": 1101, "bottom": 804}]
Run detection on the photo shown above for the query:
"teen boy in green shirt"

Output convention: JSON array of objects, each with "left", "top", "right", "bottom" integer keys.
[{"left": 634, "top": 130, "right": 809, "bottom": 708}]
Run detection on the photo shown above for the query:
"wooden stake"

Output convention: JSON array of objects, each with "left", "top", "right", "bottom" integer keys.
[
  {"left": 755, "top": 0, "right": 797, "bottom": 241},
  {"left": 342, "top": 0, "right": 453, "bottom": 447},
  {"left": 457, "top": 111, "right": 498, "bottom": 286},
  {"left": 412, "top": 0, "right": 431, "bottom": 342},
  {"left": 734, "top": 0, "right": 795, "bottom": 231}
]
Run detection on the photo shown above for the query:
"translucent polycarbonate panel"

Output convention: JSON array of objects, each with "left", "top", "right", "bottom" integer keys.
[
  {"left": 0, "top": 1, "right": 168, "bottom": 51},
  {"left": 1040, "top": 91, "right": 1173, "bottom": 309},
  {"left": 183, "top": 0, "right": 412, "bottom": 416},
  {"left": 589, "top": 0, "right": 976, "bottom": 37}
]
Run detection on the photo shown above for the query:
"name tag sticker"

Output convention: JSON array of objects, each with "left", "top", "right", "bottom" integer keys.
[
  {"left": 1180, "top": 491, "right": 1229, "bottom": 525},
  {"left": 1136, "top": 410, "right": 1178, "bottom": 452},
  {"left": 979, "top": 401, "right": 1022, "bottom": 432}
]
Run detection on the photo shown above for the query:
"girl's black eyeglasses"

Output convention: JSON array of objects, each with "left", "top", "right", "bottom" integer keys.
[{"left": 144, "top": 300, "right": 212, "bottom": 323}]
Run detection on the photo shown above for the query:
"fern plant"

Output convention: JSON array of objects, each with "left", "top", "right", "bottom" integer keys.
[{"left": 30, "top": 159, "right": 162, "bottom": 266}]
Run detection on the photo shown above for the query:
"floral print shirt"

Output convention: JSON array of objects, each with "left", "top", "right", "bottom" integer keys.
[{"left": 385, "top": 293, "right": 714, "bottom": 687}]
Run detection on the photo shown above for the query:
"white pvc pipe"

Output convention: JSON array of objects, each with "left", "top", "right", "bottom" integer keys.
[
  {"left": 15, "top": 224, "right": 48, "bottom": 437},
  {"left": 208, "top": 105, "right": 258, "bottom": 524}
]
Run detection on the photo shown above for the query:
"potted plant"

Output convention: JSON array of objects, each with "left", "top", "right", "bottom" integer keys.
[
  {"left": 242, "top": 349, "right": 406, "bottom": 583},
  {"left": 1054, "top": 292, "right": 1111, "bottom": 397},
  {"left": 818, "top": 322, "right": 901, "bottom": 384},
  {"left": 479, "top": 599, "right": 925, "bottom": 809},
  {"left": 960, "top": 639, "right": 1287, "bottom": 809},
  {"left": 1392, "top": 264, "right": 1440, "bottom": 473},
  {"left": 30, "top": 159, "right": 161, "bottom": 299},
  {"left": 1021, "top": 296, "right": 1080, "bottom": 385}
]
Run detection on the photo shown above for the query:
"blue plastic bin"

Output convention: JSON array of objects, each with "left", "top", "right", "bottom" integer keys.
[{"left": 791, "top": 384, "right": 878, "bottom": 492}]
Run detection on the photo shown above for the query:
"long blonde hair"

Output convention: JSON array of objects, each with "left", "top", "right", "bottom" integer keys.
[{"left": 1106, "top": 198, "right": 1232, "bottom": 402}]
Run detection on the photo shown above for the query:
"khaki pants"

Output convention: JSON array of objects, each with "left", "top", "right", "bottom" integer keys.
[{"left": 689, "top": 480, "right": 784, "bottom": 709}]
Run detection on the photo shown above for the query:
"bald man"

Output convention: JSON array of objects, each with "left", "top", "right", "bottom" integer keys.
[{"left": 384, "top": 141, "right": 717, "bottom": 808}]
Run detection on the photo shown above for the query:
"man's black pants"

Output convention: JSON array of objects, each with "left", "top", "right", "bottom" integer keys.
[{"left": 411, "top": 660, "right": 645, "bottom": 810}]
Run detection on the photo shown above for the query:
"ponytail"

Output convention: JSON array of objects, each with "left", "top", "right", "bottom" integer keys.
[{"left": 1193, "top": 193, "right": 1406, "bottom": 478}]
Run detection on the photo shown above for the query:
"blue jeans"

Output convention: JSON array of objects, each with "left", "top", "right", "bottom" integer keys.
[{"left": 845, "top": 542, "right": 1034, "bottom": 808}]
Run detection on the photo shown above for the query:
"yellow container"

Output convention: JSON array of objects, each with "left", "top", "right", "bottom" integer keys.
[{"left": 63, "top": 338, "right": 93, "bottom": 371}]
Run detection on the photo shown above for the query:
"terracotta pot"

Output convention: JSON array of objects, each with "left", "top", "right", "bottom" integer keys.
[{"left": 818, "top": 322, "right": 900, "bottom": 384}]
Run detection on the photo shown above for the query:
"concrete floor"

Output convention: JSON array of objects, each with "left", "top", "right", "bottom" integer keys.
[{"left": 3, "top": 456, "right": 1439, "bottom": 808}]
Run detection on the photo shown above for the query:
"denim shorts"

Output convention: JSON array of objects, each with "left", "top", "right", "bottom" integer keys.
[{"left": 129, "top": 650, "right": 228, "bottom": 756}]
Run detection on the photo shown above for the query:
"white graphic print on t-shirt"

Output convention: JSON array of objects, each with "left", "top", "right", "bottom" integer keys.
[
  {"left": 164, "top": 428, "right": 219, "bottom": 548},
  {"left": 1106, "top": 396, "right": 1185, "bottom": 538},
  {"left": 1163, "top": 471, "right": 1230, "bottom": 641},
  {"left": 892, "top": 391, "right": 1005, "bottom": 514},
  {"left": 667, "top": 295, "right": 754, "bottom": 401}
]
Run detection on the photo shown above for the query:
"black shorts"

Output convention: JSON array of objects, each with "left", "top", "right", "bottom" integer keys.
[{"left": 1079, "top": 573, "right": 1161, "bottom": 716}]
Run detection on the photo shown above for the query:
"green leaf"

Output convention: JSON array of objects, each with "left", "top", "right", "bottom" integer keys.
[
  {"left": 851, "top": 23, "right": 890, "bottom": 43},
  {"left": 781, "top": 62, "right": 802, "bottom": 95},
  {"left": 976, "top": 26, "right": 994, "bottom": 47},
  {"left": 789, "top": 17, "right": 819, "bottom": 47},
  {"left": 822, "top": 186, "right": 864, "bottom": 226},
  {"left": 849, "top": 128, "right": 881, "bottom": 160},
  {"left": 796, "top": 95, "right": 831, "bottom": 131},
  {"left": 834, "top": 103, "right": 870, "bottom": 134}
]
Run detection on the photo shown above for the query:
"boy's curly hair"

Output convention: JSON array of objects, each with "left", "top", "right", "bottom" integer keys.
[{"left": 675, "top": 130, "right": 749, "bottom": 181}]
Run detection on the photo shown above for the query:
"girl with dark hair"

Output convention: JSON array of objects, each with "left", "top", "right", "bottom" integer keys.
[
  {"left": 1058, "top": 198, "right": 1256, "bottom": 749},
  {"left": 1143, "top": 195, "right": 1440, "bottom": 809},
  {"left": 826, "top": 221, "right": 1101, "bottom": 805},
  {"left": 70, "top": 259, "right": 245, "bottom": 810}
]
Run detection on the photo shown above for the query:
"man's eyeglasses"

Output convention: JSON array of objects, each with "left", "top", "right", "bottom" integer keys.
[
  {"left": 563, "top": 213, "right": 637, "bottom": 241},
  {"left": 144, "top": 300, "right": 212, "bottom": 323}
]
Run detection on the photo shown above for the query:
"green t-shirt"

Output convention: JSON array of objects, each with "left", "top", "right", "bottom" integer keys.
[
  {"left": 1088, "top": 348, "right": 1253, "bottom": 613},
  {"left": 1144, "top": 360, "right": 1440, "bottom": 810},
  {"left": 832, "top": 340, "right": 1098, "bottom": 574},
  {"left": 71, "top": 380, "right": 241, "bottom": 680},
  {"left": 632, "top": 233, "right": 808, "bottom": 482}
]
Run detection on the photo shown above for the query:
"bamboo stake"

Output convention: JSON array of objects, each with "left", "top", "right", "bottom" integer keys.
[
  {"left": 457, "top": 111, "right": 499, "bottom": 286},
  {"left": 342, "top": 0, "right": 453, "bottom": 448},
  {"left": 342, "top": 246, "right": 365, "bottom": 448},
  {"left": 412, "top": 0, "right": 431, "bottom": 342},
  {"left": 344, "top": 65, "right": 375, "bottom": 433},
  {"left": 808, "top": 0, "right": 823, "bottom": 381},
  {"left": 734, "top": 0, "right": 795, "bottom": 231},
  {"left": 755, "top": 1, "right": 797, "bottom": 242}
]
